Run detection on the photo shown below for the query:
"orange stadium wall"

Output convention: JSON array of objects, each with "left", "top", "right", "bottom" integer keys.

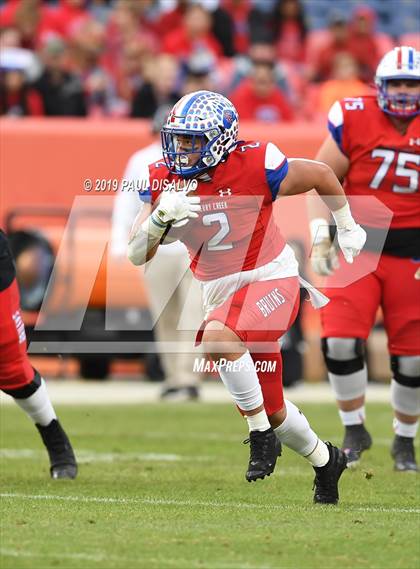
[{"left": 0, "top": 119, "right": 327, "bottom": 314}]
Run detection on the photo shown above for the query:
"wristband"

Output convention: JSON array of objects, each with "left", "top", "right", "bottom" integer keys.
[
  {"left": 141, "top": 212, "right": 167, "bottom": 240},
  {"left": 331, "top": 203, "right": 356, "bottom": 231}
]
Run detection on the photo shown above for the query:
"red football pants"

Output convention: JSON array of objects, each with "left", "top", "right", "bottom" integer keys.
[
  {"left": 321, "top": 253, "right": 420, "bottom": 356},
  {"left": 197, "top": 276, "right": 300, "bottom": 415},
  {"left": 0, "top": 279, "right": 35, "bottom": 389}
]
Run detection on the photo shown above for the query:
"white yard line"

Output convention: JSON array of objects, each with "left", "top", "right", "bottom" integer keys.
[
  {"left": 0, "top": 449, "right": 307, "bottom": 475},
  {"left": 0, "top": 548, "right": 106, "bottom": 563},
  {"left": 0, "top": 449, "right": 210, "bottom": 463},
  {"left": 0, "top": 548, "right": 272, "bottom": 569},
  {"left": 1, "top": 492, "right": 419, "bottom": 515}
]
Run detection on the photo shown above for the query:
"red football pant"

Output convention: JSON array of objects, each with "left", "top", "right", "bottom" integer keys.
[
  {"left": 321, "top": 254, "right": 420, "bottom": 356},
  {"left": 197, "top": 276, "right": 300, "bottom": 415},
  {"left": 0, "top": 279, "right": 35, "bottom": 390}
]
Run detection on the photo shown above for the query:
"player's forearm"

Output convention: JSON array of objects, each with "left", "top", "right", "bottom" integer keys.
[{"left": 127, "top": 214, "right": 165, "bottom": 265}]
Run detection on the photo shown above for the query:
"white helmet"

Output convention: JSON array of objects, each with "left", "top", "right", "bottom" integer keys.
[
  {"left": 161, "top": 90, "right": 239, "bottom": 177},
  {"left": 375, "top": 46, "right": 419, "bottom": 117}
]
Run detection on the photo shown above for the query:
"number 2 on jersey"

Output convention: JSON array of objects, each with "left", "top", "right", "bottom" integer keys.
[
  {"left": 370, "top": 149, "right": 419, "bottom": 193},
  {"left": 203, "top": 213, "right": 233, "bottom": 251}
]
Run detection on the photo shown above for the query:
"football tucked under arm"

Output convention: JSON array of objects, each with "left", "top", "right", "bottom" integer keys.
[{"left": 127, "top": 192, "right": 201, "bottom": 264}]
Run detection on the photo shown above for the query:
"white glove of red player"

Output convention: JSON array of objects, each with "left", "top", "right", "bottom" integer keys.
[
  {"left": 154, "top": 191, "right": 201, "bottom": 227},
  {"left": 336, "top": 224, "right": 367, "bottom": 264},
  {"left": 311, "top": 238, "right": 340, "bottom": 276},
  {"left": 310, "top": 218, "right": 340, "bottom": 276}
]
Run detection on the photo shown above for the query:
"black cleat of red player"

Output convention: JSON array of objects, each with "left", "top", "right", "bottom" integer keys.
[
  {"left": 244, "top": 427, "right": 282, "bottom": 482},
  {"left": 36, "top": 419, "right": 78, "bottom": 479}
]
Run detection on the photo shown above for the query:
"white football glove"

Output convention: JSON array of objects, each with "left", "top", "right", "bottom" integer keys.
[
  {"left": 311, "top": 238, "right": 340, "bottom": 276},
  {"left": 336, "top": 223, "right": 367, "bottom": 264},
  {"left": 154, "top": 191, "right": 201, "bottom": 227},
  {"left": 310, "top": 218, "right": 339, "bottom": 276},
  {"left": 331, "top": 203, "right": 367, "bottom": 264}
]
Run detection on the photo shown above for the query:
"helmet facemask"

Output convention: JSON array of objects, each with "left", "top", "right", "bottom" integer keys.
[
  {"left": 376, "top": 78, "right": 420, "bottom": 117},
  {"left": 161, "top": 126, "right": 223, "bottom": 177}
]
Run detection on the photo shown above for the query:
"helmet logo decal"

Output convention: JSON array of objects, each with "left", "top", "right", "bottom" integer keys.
[{"left": 223, "top": 110, "right": 235, "bottom": 128}]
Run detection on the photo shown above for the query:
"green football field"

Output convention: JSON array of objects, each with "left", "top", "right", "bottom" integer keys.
[{"left": 1, "top": 402, "right": 419, "bottom": 569}]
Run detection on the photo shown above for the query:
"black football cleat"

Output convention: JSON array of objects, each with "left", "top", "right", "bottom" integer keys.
[
  {"left": 313, "top": 442, "right": 347, "bottom": 505},
  {"left": 36, "top": 419, "right": 78, "bottom": 479},
  {"left": 391, "top": 435, "right": 418, "bottom": 472},
  {"left": 341, "top": 424, "right": 372, "bottom": 467},
  {"left": 244, "top": 428, "right": 282, "bottom": 482}
]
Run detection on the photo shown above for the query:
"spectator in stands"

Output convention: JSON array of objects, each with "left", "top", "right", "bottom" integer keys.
[
  {"left": 35, "top": 36, "right": 86, "bottom": 116},
  {"left": 162, "top": 4, "right": 223, "bottom": 62},
  {"left": 69, "top": 19, "right": 119, "bottom": 116},
  {"left": 274, "top": 0, "right": 307, "bottom": 64},
  {"left": 318, "top": 52, "right": 372, "bottom": 113},
  {"left": 0, "top": 27, "right": 22, "bottom": 49},
  {"left": 181, "top": 50, "right": 216, "bottom": 95},
  {"left": 248, "top": 0, "right": 278, "bottom": 44},
  {"left": 209, "top": 1, "right": 235, "bottom": 57},
  {"left": 230, "top": 59, "right": 294, "bottom": 121},
  {"left": 52, "top": 0, "right": 90, "bottom": 40},
  {"left": 0, "top": 0, "right": 57, "bottom": 49},
  {"left": 131, "top": 54, "right": 180, "bottom": 118},
  {"left": 116, "top": 37, "right": 154, "bottom": 104},
  {"left": 0, "top": 53, "right": 43, "bottom": 116},
  {"left": 156, "top": 0, "right": 187, "bottom": 39},
  {"left": 309, "top": 11, "right": 351, "bottom": 82},
  {"left": 87, "top": 0, "right": 113, "bottom": 25},
  {"left": 347, "top": 6, "right": 381, "bottom": 82},
  {"left": 228, "top": 41, "right": 290, "bottom": 95},
  {"left": 222, "top": 0, "right": 251, "bottom": 55},
  {"left": 103, "top": 0, "right": 157, "bottom": 86},
  {"left": 158, "top": 1, "right": 234, "bottom": 58}
]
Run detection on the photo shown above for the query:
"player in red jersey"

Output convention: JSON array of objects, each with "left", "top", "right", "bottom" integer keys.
[
  {"left": 311, "top": 46, "right": 420, "bottom": 471},
  {"left": 128, "top": 90, "right": 367, "bottom": 504},
  {"left": 0, "top": 229, "right": 77, "bottom": 479}
]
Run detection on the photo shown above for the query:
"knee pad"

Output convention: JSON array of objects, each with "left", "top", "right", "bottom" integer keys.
[
  {"left": 390, "top": 355, "right": 420, "bottom": 388},
  {"left": 321, "top": 338, "right": 365, "bottom": 375},
  {"left": 2, "top": 369, "right": 41, "bottom": 399}
]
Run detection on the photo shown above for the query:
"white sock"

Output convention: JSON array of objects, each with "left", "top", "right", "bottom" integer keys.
[
  {"left": 274, "top": 400, "right": 329, "bottom": 467},
  {"left": 14, "top": 378, "right": 57, "bottom": 426},
  {"left": 245, "top": 410, "right": 271, "bottom": 432},
  {"left": 217, "top": 351, "right": 265, "bottom": 411},
  {"left": 393, "top": 418, "right": 419, "bottom": 438},
  {"left": 338, "top": 406, "right": 366, "bottom": 426}
]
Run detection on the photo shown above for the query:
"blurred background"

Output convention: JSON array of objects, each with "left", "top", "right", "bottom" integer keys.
[{"left": 1, "top": 0, "right": 418, "bottom": 384}]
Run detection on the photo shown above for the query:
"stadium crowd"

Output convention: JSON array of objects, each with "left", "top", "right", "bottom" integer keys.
[{"left": 0, "top": 0, "right": 418, "bottom": 121}]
